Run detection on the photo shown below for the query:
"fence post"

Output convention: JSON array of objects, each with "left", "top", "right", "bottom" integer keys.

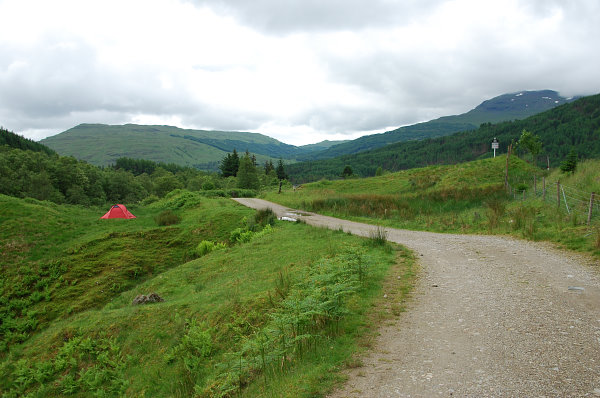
[
  {"left": 557, "top": 181, "right": 560, "bottom": 209},
  {"left": 543, "top": 177, "right": 546, "bottom": 201},
  {"left": 588, "top": 192, "right": 596, "bottom": 225},
  {"left": 505, "top": 144, "right": 511, "bottom": 192}
]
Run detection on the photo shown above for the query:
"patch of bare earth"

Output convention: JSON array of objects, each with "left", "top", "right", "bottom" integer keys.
[{"left": 233, "top": 199, "right": 600, "bottom": 397}]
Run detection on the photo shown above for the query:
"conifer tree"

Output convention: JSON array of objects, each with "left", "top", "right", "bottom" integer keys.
[
  {"left": 275, "top": 159, "right": 287, "bottom": 180},
  {"left": 264, "top": 160, "right": 275, "bottom": 175},
  {"left": 237, "top": 153, "right": 260, "bottom": 189},
  {"left": 219, "top": 149, "right": 240, "bottom": 177},
  {"left": 560, "top": 148, "right": 578, "bottom": 174}
]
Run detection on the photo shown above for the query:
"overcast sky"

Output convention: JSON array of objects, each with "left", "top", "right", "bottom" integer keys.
[{"left": 1, "top": 0, "right": 599, "bottom": 145}]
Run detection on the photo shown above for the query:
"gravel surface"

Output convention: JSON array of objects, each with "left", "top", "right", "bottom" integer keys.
[{"left": 233, "top": 198, "right": 600, "bottom": 397}]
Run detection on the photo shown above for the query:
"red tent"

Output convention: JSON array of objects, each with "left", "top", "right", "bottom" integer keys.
[{"left": 100, "top": 204, "right": 136, "bottom": 219}]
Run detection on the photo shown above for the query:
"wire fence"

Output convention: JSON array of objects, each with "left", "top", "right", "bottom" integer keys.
[{"left": 506, "top": 177, "right": 598, "bottom": 225}]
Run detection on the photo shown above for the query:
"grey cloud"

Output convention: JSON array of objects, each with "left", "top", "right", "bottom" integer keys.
[
  {"left": 0, "top": 34, "right": 201, "bottom": 136},
  {"left": 3, "top": 0, "right": 600, "bottom": 144},
  {"left": 189, "top": 0, "right": 439, "bottom": 34}
]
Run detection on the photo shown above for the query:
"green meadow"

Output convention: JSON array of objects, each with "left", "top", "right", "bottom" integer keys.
[
  {"left": 264, "top": 156, "right": 600, "bottom": 257},
  {"left": 1, "top": 191, "right": 414, "bottom": 397}
]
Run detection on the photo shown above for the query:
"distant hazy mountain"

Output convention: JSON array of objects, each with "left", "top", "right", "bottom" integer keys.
[{"left": 300, "top": 90, "right": 578, "bottom": 160}]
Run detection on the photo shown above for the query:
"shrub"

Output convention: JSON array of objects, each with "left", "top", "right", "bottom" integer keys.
[
  {"left": 140, "top": 194, "right": 159, "bottom": 205},
  {"left": 254, "top": 208, "right": 276, "bottom": 227},
  {"left": 230, "top": 228, "right": 253, "bottom": 243},
  {"left": 155, "top": 210, "right": 181, "bottom": 226},
  {"left": 515, "top": 183, "right": 528, "bottom": 192},
  {"left": 201, "top": 181, "right": 215, "bottom": 190},
  {"left": 195, "top": 240, "right": 226, "bottom": 257}
]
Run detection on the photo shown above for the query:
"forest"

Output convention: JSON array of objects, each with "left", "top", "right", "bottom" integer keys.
[
  {"left": 0, "top": 128, "right": 286, "bottom": 206},
  {"left": 286, "top": 94, "right": 600, "bottom": 182}
]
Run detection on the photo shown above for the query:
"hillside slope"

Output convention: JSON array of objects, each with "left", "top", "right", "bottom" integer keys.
[
  {"left": 287, "top": 93, "right": 600, "bottom": 182},
  {"left": 301, "top": 90, "right": 577, "bottom": 160},
  {"left": 41, "top": 124, "right": 306, "bottom": 169},
  {"left": 0, "top": 192, "right": 399, "bottom": 397}
]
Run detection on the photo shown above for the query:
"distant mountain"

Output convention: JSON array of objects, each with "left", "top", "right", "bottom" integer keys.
[
  {"left": 40, "top": 90, "right": 578, "bottom": 171},
  {"left": 300, "top": 90, "right": 578, "bottom": 160},
  {"left": 41, "top": 124, "right": 312, "bottom": 170},
  {"left": 299, "top": 140, "right": 349, "bottom": 152},
  {"left": 287, "top": 93, "right": 600, "bottom": 182}
]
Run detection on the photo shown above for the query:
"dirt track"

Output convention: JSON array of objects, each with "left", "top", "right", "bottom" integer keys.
[{"left": 233, "top": 198, "right": 600, "bottom": 397}]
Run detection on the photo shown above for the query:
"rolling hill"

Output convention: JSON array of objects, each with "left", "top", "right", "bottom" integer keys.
[
  {"left": 299, "top": 90, "right": 578, "bottom": 160},
  {"left": 41, "top": 124, "right": 312, "bottom": 170}
]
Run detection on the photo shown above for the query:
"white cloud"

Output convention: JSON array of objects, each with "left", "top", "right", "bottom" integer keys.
[{"left": 1, "top": 0, "right": 599, "bottom": 145}]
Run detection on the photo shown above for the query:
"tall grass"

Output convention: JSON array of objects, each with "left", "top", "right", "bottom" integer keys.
[
  {"left": 1, "top": 199, "right": 407, "bottom": 397},
  {"left": 263, "top": 156, "right": 600, "bottom": 257},
  {"left": 369, "top": 226, "right": 389, "bottom": 246}
]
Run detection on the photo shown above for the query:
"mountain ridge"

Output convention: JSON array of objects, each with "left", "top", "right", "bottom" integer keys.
[
  {"left": 285, "top": 93, "right": 600, "bottom": 182},
  {"left": 40, "top": 90, "right": 577, "bottom": 170},
  {"left": 300, "top": 90, "right": 578, "bottom": 160}
]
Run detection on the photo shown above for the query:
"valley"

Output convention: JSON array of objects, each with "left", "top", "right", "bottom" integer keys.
[{"left": 1, "top": 89, "right": 599, "bottom": 397}]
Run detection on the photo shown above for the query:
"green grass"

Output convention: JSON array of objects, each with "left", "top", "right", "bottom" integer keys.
[
  {"left": 1, "top": 192, "right": 413, "bottom": 397},
  {"left": 264, "top": 157, "right": 600, "bottom": 258},
  {"left": 0, "top": 191, "right": 253, "bottom": 350}
]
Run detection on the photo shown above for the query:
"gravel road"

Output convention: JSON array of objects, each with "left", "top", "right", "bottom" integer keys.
[{"left": 233, "top": 198, "right": 600, "bottom": 397}]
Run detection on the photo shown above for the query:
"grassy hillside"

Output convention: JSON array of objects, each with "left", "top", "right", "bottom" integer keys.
[
  {"left": 0, "top": 193, "right": 252, "bottom": 350},
  {"left": 265, "top": 156, "right": 600, "bottom": 257},
  {"left": 0, "top": 192, "right": 412, "bottom": 397},
  {"left": 41, "top": 124, "right": 306, "bottom": 170},
  {"left": 287, "top": 93, "right": 600, "bottom": 182},
  {"left": 300, "top": 90, "right": 575, "bottom": 161}
]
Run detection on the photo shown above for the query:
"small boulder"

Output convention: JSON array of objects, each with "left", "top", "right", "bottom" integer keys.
[{"left": 132, "top": 292, "right": 164, "bottom": 305}]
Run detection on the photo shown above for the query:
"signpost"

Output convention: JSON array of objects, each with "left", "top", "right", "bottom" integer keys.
[{"left": 491, "top": 137, "right": 499, "bottom": 158}]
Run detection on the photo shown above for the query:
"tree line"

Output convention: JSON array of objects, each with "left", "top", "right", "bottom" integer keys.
[
  {"left": 0, "top": 127, "right": 56, "bottom": 155},
  {"left": 219, "top": 149, "right": 288, "bottom": 188},
  {"left": 0, "top": 130, "right": 290, "bottom": 206}
]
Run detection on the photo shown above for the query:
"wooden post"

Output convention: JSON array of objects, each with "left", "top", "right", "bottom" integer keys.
[
  {"left": 588, "top": 192, "right": 596, "bottom": 225},
  {"left": 543, "top": 177, "right": 546, "bottom": 201},
  {"left": 557, "top": 181, "right": 561, "bottom": 209},
  {"left": 522, "top": 189, "right": 525, "bottom": 201},
  {"left": 504, "top": 144, "right": 511, "bottom": 191}
]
